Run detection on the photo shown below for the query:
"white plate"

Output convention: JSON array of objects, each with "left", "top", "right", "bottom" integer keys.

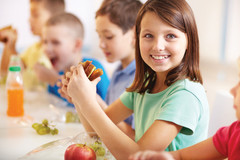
[{"left": 19, "top": 132, "right": 115, "bottom": 160}]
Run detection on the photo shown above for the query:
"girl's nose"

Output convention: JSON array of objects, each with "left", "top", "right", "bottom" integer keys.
[{"left": 153, "top": 37, "right": 165, "bottom": 52}]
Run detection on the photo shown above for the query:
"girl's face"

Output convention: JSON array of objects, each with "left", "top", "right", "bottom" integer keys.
[
  {"left": 139, "top": 11, "right": 188, "bottom": 76},
  {"left": 95, "top": 15, "right": 135, "bottom": 63},
  {"left": 230, "top": 82, "right": 240, "bottom": 120},
  {"left": 29, "top": 2, "right": 51, "bottom": 36},
  {"left": 42, "top": 25, "right": 79, "bottom": 71}
]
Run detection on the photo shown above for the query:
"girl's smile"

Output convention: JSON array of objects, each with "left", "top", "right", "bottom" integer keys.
[{"left": 150, "top": 54, "right": 171, "bottom": 63}]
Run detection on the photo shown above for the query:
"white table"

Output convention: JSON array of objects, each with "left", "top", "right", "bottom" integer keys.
[{"left": 0, "top": 85, "right": 85, "bottom": 160}]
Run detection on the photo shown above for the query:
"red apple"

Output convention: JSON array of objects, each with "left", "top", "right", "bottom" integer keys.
[{"left": 64, "top": 143, "right": 96, "bottom": 160}]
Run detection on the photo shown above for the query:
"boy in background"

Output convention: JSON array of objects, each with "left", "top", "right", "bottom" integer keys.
[
  {"left": 0, "top": 0, "right": 65, "bottom": 89},
  {"left": 95, "top": 0, "right": 143, "bottom": 139},
  {"left": 34, "top": 12, "right": 110, "bottom": 106}
]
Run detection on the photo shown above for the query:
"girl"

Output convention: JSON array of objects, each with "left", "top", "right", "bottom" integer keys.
[
  {"left": 129, "top": 80, "right": 240, "bottom": 160},
  {"left": 64, "top": 0, "right": 209, "bottom": 159}
]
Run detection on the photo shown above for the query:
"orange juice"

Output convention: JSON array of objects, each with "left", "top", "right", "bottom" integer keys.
[{"left": 7, "top": 88, "right": 24, "bottom": 117}]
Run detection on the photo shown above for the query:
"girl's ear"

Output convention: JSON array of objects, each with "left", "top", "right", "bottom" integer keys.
[{"left": 74, "top": 38, "right": 83, "bottom": 53}]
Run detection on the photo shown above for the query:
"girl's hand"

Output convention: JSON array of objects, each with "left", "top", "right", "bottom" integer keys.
[
  {"left": 128, "top": 150, "right": 174, "bottom": 160},
  {"left": 67, "top": 64, "right": 101, "bottom": 107}
]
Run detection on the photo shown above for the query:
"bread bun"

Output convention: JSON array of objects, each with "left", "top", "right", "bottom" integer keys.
[
  {"left": 80, "top": 60, "right": 103, "bottom": 80},
  {"left": 0, "top": 25, "right": 13, "bottom": 42}
]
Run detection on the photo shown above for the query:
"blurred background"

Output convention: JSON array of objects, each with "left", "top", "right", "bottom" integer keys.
[{"left": 0, "top": 0, "right": 239, "bottom": 110}]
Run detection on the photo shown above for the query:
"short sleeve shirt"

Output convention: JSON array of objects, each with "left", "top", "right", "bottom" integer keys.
[
  {"left": 20, "top": 42, "right": 52, "bottom": 89},
  {"left": 120, "top": 79, "right": 209, "bottom": 151},
  {"left": 20, "top": 42, "right": 52, "bottom": 69},
  {"left": 213, "top": 121, "right": 240, "bottom": 160}
]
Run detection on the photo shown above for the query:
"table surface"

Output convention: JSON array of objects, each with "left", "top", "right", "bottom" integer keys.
[{"left": 0, "top": 85, "right": 88, "bottom": 160}]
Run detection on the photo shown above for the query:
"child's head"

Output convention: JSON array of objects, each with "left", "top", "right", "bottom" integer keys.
[
  {"left": 42, "top": 12, "right": 84, "bottom": 72},
  {"left": 95, "top": 0, "right": 143, "bottom": 63},
  {"left": 128, "top": 0, "right": 202, "bottom": 93},
  {"left": 29, "top": 0, "right": 65, "bottom": 36}
]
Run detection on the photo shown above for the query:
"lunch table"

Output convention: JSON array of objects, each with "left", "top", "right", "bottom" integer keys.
[{"left": 0, "top": 85, "right": 86, "bottom": 160}]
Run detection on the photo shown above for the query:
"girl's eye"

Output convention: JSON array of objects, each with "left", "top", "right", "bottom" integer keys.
[
  {"left": 144, "top": 34, "right": 153, "bottom": 38},
  {"left": 166, "top": 34, "right": 176, "bottom": 39}
]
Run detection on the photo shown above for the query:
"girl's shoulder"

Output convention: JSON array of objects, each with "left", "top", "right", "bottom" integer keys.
[
  {"left": 168, "top": 79, "right": 207, "bottom": 104},
  {"left": 170, "top": 79, "right": 205, "bottom": 92}
]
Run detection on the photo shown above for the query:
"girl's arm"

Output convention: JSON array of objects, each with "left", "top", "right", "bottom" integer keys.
[
  {"left": 97, "top": 93, "right": 135, "bottom": 140},
  {"left": 67, "top": 65, "right": 182, "bottom": 160},
  {"left": 62, "top": 78, "right": 135, "bottom": 139},
  {"left": 171, "top": 137, "right": 225, "bottom": 160},
  {"left": 73, "top": 100, "right": 96, "bottom": 136},
  {"left": 117, "top": 121, "right": 135, "bottom": 140},
  {"left": 81, "top": 103, "right": 181, "bottom": 160},
  {"left": 129, "top": 138, "right": 225, "bottom": 160},
  {"left": 74, "top": 98, "right": 135, "bottom": 139}
]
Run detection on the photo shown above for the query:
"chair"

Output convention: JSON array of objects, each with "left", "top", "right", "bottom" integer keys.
[{"left": 208, "top": 90, "right": 236, "bottom": 137}]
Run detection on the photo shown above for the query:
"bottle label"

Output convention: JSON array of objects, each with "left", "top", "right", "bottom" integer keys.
[{"left": 7, "top": 89, "right": 24, "bottom": 117}]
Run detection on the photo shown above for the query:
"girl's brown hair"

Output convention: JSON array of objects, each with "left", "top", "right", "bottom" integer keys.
[
  {"left": 127, "top": 0, "right": 202, "bottom": 94},
  {"left": 95, "top": 0, "right": 143, "bottom": 34}
]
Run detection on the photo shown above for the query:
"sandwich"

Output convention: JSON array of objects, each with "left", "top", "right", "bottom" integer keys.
[{"left": 80, "top": 60, "right": 103, "bottom": 81}]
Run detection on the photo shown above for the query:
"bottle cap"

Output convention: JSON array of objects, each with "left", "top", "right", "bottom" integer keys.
[
  {"left": 10, "top": 55, "right": 20, "bottom": 61},
  {"left": 9, "top": 66, "right": 21, "bottom": 72},
  {"left": 9, "top": 55, "right": 21, "bottom": 66}
]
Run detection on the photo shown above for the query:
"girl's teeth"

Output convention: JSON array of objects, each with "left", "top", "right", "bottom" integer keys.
[{"left": 152, "top": 55, "right": 169, "bottom": 60}]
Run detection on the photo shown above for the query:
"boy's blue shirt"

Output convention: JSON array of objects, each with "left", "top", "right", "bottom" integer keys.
[{"left": 48, "top": 57, "right": 110, "bottom": 107}]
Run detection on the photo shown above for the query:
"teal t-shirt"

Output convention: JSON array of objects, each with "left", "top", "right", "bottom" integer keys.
[{"left": 120, "top": 79, "right": 209, "bottom": 151}]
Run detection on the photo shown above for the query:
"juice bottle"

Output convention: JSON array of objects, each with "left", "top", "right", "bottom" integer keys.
[{"left": 6, "top": 66, "right": 24, "bottom": 117}]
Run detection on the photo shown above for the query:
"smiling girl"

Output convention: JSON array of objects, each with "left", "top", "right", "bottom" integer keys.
[{"left": 64, "top": 0, "right": 209, "bottom": 159}]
